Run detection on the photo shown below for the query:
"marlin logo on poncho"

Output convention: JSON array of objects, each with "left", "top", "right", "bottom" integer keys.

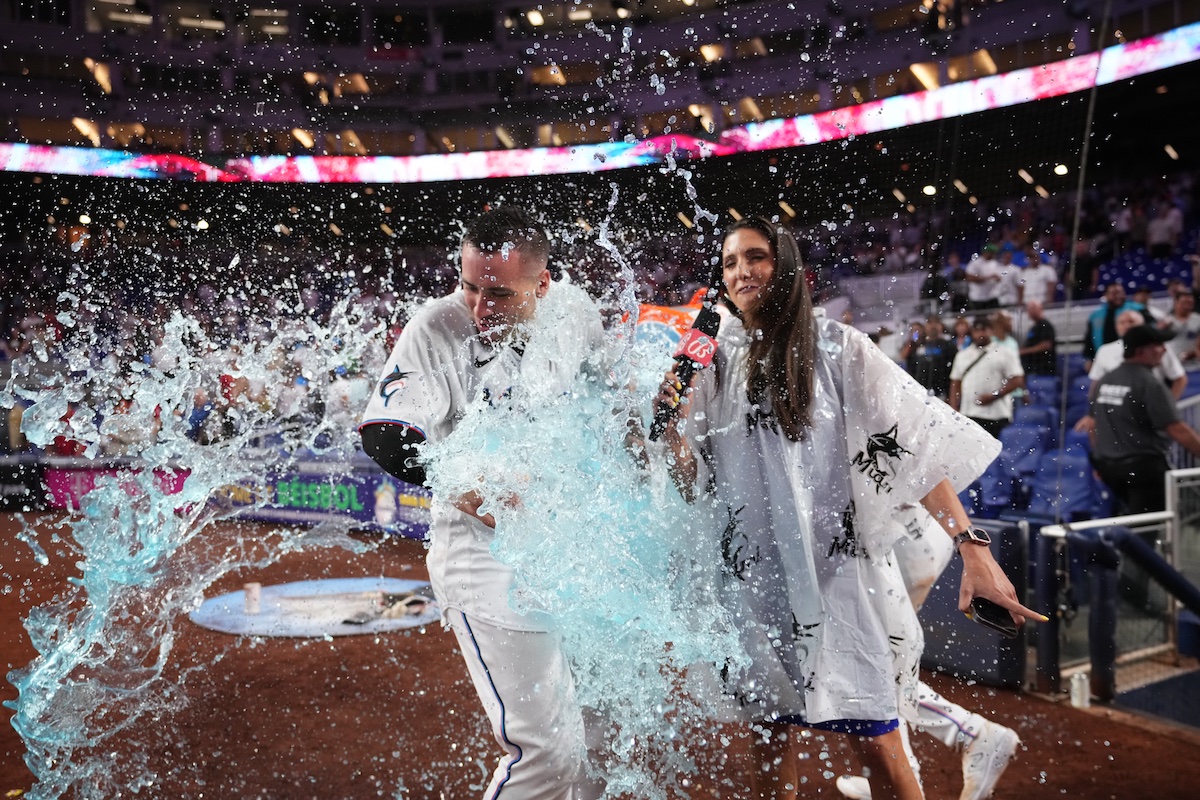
[
  {"left": 851, "top": 423, "right": 912, "bottom": 494},
  {"left": 865, "top": 423, "right": 913, "bottom": 466}
]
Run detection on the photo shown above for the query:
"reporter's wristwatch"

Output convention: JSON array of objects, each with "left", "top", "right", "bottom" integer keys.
[{"left": 952, "top": 526, "right": 992, "bottom": 553}]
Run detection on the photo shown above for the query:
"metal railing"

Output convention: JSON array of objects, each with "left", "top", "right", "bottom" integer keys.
[{"left": 1033, "top": 510, "right": 1174, "bottom": 694}]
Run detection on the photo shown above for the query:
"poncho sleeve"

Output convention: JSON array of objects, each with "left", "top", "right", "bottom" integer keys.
[{"left": 831, "top": 320, "right": 1000, "bottom": 553}]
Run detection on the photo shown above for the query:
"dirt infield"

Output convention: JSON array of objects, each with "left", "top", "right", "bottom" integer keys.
[{"left": 4, "top": 512, "right": 1200, "bottom": 799}]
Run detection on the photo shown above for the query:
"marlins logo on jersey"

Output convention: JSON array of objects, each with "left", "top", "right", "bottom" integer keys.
[{"left": 378, "top": 366, "right": 410, "bottom": 406}]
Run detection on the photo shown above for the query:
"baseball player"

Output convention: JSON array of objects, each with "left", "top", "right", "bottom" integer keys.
[
  {"left": 837, "top": 507, "right": 1021, "bottom": 800},
  {"left": 359, "top": 207, "right": 606, "bottom": 799}
]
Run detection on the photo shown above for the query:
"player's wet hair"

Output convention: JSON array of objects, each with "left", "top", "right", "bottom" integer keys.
[
  {"left": 723, "top": 217, "right": 816, "bottom": 442},
  {"left": 462, "top": 206, "right": 550, "bottom": 267}
]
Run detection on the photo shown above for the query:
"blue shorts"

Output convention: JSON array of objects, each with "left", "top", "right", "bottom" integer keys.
[{"left": 772, "top": 715, "right": 899, "bottom": 737}]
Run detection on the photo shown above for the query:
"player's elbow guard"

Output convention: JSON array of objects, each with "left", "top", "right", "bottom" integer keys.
[{"left": 360, "top": 423, "right": 428, "bottom": 487}]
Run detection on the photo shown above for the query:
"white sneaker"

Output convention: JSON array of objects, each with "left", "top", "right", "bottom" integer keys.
[
  {"left": 835, "top": 775, "right": 872, "bottom": 800},
  {"left": 961, "top": 720, "right": 1020, "bottom": 800}
]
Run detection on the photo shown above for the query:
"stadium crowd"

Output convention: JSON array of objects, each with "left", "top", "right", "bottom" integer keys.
[{"left": 2, "top": 166, "right": 1199, "bottom": 517}]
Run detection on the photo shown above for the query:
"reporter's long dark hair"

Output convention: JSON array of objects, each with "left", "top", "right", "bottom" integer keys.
[{"left": 725, "top": 217, "right": 816, "bottom": 442}]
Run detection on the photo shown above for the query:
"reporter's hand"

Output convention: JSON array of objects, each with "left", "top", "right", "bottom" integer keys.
[{"left": 958, "top": 544, "right": 1048, "bottom": 628}]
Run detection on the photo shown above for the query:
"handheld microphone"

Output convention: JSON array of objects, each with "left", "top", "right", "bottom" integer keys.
[{"left": 648, "top": 300, "right": 721, "bottom": 441}]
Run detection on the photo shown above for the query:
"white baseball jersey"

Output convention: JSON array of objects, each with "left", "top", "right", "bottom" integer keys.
[
  {"left": 684, "top": 315, "right": 999, "bottom": 725},
  {"left": 359, "top": 281, "right": 606, "bottom": 631}
]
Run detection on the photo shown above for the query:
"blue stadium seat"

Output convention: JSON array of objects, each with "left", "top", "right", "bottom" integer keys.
[
  {"left": 1024, "top": 374, "right": 1060, "bottom": 407},
  {"left": 1060, "top": 353, "right": 1087, "bottom": 381},
  {"left": 1065, "top": 401, "right": 1090, "bottom": 430},
  {"left": 1067, "top": 376, "right": 1091, "bottom": 408},
  {"left": 1014, "top": 404, "right": 1060, "bottom": 446},
  {"left": 1025, "top": 450, "right": 1104, "bottom": 521},
  {"left": 978, "top": 451, "right": 1019, "bottom": 513},
  {"left": 1063, "top": 428, "right": 1091, "bottom": 455},
  {"left": 999, "top": 422, "right": 1050, "bottom": 477}
]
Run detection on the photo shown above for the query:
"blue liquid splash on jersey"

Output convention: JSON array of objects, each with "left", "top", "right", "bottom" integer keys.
[{"left": 422, "top": 263, "right": 747, "bottom": 796}]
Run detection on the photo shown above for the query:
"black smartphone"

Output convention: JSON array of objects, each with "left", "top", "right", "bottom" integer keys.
[{"left": 967, "top": 598, "right": 1019, "bottom": 639}]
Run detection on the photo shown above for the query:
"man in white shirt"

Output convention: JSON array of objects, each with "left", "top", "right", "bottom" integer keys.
[
  {"left": 965, "top": 244, "right": 1003, "bottom": 310},
  {"left": 1160, "top": 291, "right": 1200, "bottom": 369},
  {"left": 1015, "top": 255, "right": 1058, "bottom": 306},
  {"left": 995, "top": 250, "right": 1021, "bottom": 308},
  {"left": 949, "top": 315, "right": 1026, "bottom": 438}
]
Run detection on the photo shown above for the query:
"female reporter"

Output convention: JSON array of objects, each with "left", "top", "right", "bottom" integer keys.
[{"left": 655, "top": 218, "right": 1041, "bottom": 799}]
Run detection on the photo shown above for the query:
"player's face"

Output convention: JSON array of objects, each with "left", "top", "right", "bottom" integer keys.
[
  {"left": 460, "top": 244, "right": 550, "bottom": 340},
  {"left": 722, "top": 228, "right": 775, "bottom": 316}
]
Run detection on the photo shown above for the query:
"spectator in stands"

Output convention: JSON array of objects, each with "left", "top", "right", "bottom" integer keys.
[
  {"left": 1129, "top": 285, "right": 1164, "bottom": 324},
  {"left": 945, "top": 252, "right": 970, "bottom": 313},
  {"left": 1082, "top": 283, "right": 1135, "bottom": 367},
  {"left": 951, "top": 316, "right": 972, "bottom": 350},
  {"left": 919, "top": 264, "right": 950, "bottom": 313},
  {"left": 1159, "top": 291, "right": 1200, "bottom": 369},
  {"left": 1146, "top": 202, "right": 1182, "bottom": 260},
  {"left": 1015, "top": 248, "right": 1058, "bottom": 306},
  {"left": 1019, "top": 301, "right": 1057, "bottom": 376},
  {"left": 903, "top": 316, "right": 955, "bottom": 399},
  {"left": 1075, "top": 309, "right": 1187, "bottom": 434},
  {"left": 965, "top": 244, "right": 1003, "bottom": 310},
  {"left": 949, "top": 315, "right": 1026, "bottom": 438},
  {"left": 995, "top": 250, "right": 1020, "bottom": 307},
  {"left": 1089, "top": 325, "right": 1200, "bottom": 514},
  {"left": 990, "top": 310, "right": 1018, "bottom": 353}
]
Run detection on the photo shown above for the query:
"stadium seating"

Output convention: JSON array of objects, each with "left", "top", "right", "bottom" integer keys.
[
  {"left": 1013, "top": 404, "right": 1060, "bottom": 446},
  {"left": 1024, "top": 450, "right": 1111, "bottom": 522},
  {"left": 999, "top": 422, "right": 1050, "bottom": 479},
  {"left": 1024, "top": 374, "right": 1061, "bottom": 408}
]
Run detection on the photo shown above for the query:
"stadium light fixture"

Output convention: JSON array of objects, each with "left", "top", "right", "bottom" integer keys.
[
  {"left": 494, "top": 126, "right": 515, "bottom": 149},
  {"left": 71, "top": 118, "right": 101, "bottom": 147},
  {"left": 1054, "top": 164, "right": 1069, "bottom": 175},
  {"left": 778, "top": 201, "right": 796, "bottom": 218},
  {"left": 922, "top": 185, "right": 936, "bottom": 196},
  {"left": 79, "top": 214, "right": 91, "bottom": 225},
  {"left": 568, "top": 8, "right": 592, "bottom": 21},
  {"left": 953, "top": 179, "right": 969, "bottom": 194},
  {"left": 892, "top": 188, "right": 907, "bottom": 203},
  {"left": 728, "top": 207, "right": 743, "bottom": 220},
  {"left": 909, "top": 63, "right": 939, "bottom": 91},
  {"left": 83, "top": 59, "right": 112, "bottom": 94},
  {"left": 677, "top": 212, "right": 694, "bottom": 228},
  {"left": 1165, "top": 144, "right": 1180, "bottom": 160},
  {"left": 291, "top": 129, "right": 315, "bottom": 149},
  {"left": 179, "top": 17, "right": 226, "bottom": 31},
  {"left": 527, "top": 9, "right": 545, "bottom": 26},
  {"left": 1035, "top": 186, "right": 1050, "bottom": 199},
  {"left": 1018, "top": 168, "right": 1034, "bottom": 184}
]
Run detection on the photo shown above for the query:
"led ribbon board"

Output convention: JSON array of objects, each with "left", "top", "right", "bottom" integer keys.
[{"left": 3, "top": 21, "right": 1198, "bottom": 183}]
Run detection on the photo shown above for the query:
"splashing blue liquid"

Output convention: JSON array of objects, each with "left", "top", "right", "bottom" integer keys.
[
  {"left": 422, "top": 275, "right": 746, "bottom": 798},
  {"left": 2, "top": 297, "right": 387, "bottom": 798}
]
